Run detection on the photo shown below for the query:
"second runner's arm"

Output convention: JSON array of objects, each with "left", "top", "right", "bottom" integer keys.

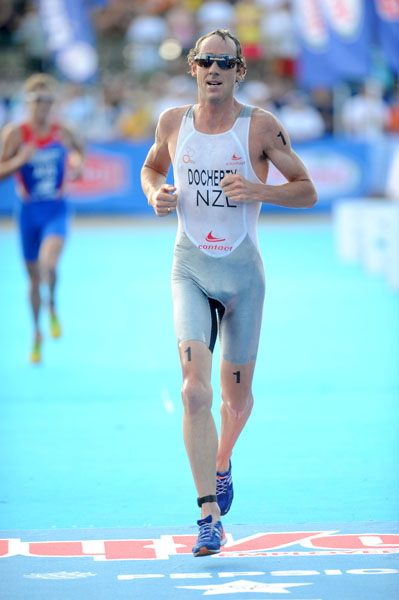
[{"left": 0, "top": 124, "right": 35, "bottom": 181}]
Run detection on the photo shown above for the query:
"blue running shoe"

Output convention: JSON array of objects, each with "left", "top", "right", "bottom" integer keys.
[
  {"left": 216, "top": 461, "right": 233, "bottom": 516},
  {"left": 192, "top": 515, "right": 227, "bottom": 557}
]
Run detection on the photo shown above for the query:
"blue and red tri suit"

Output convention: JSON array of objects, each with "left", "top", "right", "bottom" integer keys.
[{"left": 16, "top": 122, "right": 69, "bottom": 261}]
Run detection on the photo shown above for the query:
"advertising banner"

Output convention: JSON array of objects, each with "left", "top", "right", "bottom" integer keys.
[
  {"left": 266, "top": 136, "right": 370, "bottom": 212},
  {"left": 0, "top": 137, "right": 391, "bottom": 217}
]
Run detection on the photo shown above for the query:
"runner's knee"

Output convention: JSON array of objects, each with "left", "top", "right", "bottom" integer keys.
[
  {"left": 221, "top": 392, "right": 253, "bottom": 419},
  {"left": 182, "top": 377, "right": 212, "bottom": 415},
  {"left": 30, "top": 276, "right": 40, "bottom": 290},
  {"left": 41, "top": 252, "right": 58, "bottom": 274},
  {"left": 27, "top": 266, "right": 40, "bottom": 289}
]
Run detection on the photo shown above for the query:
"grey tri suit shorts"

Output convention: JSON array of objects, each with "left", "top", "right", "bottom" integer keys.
[{"left": 171, "top": 233, "right": 265, "bottom": 365}]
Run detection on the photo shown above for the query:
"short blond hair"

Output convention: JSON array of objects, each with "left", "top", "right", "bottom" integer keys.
[
  {"left": 24, "top": 73, "right": 57, "bottom": 95},
  {"left": 187, "top": 29, "right": 247, "bottom": 77}
]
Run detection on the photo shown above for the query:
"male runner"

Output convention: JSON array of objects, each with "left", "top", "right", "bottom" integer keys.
[
  {"left": 0, "top": 73, "right": 84, "bottom": 363},
  {"left": 141, "top": 29, "right": 317, "bottom": 557}
]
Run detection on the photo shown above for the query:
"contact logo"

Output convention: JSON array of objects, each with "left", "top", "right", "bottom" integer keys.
[{"left": 206, "top": 231, "right": 226, "bottom": 243}]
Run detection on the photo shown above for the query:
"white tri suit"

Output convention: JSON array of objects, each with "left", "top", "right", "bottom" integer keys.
[{"left": 172, "top": 104, "right": 265, "bottom": 365}]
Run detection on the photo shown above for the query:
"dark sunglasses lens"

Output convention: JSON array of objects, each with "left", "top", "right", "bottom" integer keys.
[
  {"left": 196, "top": 55, "right": 237, "bottom": 69},
  {"left": 26, "top": 92, "right": 54, "bottom": 103},
  {"left": 222, "top": 58, "right": 237, "bottom": 69},
  {"left": 216, "top": 58, "right": 232, "bottom": 69},
  {"left": 198, "top": 58, "right": 212, "bottom": 68}
]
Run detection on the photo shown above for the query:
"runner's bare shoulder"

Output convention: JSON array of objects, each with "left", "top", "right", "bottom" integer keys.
[
  {"left": 250, "top": 107, "right": 283, "bottom": 138},
  {"left": 157, "top": 105, "right": 191, "bottom": 136},
  {"left": 0, "top": 123, "right": 22, "bottom": 157}
]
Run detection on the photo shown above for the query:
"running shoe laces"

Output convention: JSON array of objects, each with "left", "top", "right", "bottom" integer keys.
[
  {"left": 216, "top": 461, "right": 233, "bottom": 516},
  {"left": 192, "top": 515, "right": 226, "bottom": 557}
]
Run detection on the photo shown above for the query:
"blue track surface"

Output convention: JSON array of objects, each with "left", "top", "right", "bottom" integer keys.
[{"left": 0, "top": 218, "right": 398, "bottom": 532}]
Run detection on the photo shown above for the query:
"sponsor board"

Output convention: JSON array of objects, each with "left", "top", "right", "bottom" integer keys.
[
  {"left": 267, "top": 147, "right": 365, "bottom": 204},
  {"left": 0, "top": 137, "right": 391, "bottom": 216},
  {"left": 67, "top": 153, "right": 129, "bottom": 199}
]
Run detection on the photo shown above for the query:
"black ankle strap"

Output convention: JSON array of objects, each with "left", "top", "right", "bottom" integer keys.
[{"left": 197, "top": 495, "right": 217, "bottom": 507}]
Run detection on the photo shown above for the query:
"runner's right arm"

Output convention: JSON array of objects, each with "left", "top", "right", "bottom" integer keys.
[
  {"left": 0, "top": 125, "right": 34, "bottom": 181},
  {"left": 141, "top": 109, "right": 178, "bottom": 217}
]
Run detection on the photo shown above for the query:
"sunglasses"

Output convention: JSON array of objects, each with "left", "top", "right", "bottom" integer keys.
[
  {"left": 194, "top": 54, "right": 241, "bottom": 70},
  {"left": 26, "top": 93, "right": 54, "bottom": 104}
]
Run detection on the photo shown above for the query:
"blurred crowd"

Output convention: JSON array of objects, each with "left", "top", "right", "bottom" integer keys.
[{"left": 0, "top": 0, "right": 398, "bottom": 143}]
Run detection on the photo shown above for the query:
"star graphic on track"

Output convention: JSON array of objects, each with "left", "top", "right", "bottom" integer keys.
[{"left": 177, "top": 579, "right": 313, "bottom": 595}]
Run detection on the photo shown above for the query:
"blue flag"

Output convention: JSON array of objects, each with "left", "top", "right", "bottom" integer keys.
[
  {"left": 374, "top": 0, "right": 399, "bottom": 75},
  {"left": 294, "top": 0, "right": 399, "bottom": 89},
  {"left": 322, "top": 0, "right": 372, "bottom": 81},
  {"left": 294, "top": 0, "right": 337, "bottom": 89},
  {"left": 295, "top": 0, "right": 374, "bottom": 89},
  {"left": 37, "top": 0, "right": 98, "bottom": 83}
]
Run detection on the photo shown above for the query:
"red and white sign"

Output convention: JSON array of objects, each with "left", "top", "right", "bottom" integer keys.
[
  {"left": 1, "top": 531, "right": 398, "bottom": 561},
  {"left": 68, "top": 153, "right": 128, "bottom": 199}
]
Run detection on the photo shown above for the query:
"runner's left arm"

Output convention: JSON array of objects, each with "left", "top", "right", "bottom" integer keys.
[
  {"left": 61, "top": 124, "right": 85, "bottom": 179},
  {"left": 220, "top": 111, "right": 318, "bottom": 209}
]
